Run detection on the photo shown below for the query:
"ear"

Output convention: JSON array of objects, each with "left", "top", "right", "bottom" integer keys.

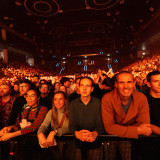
[
  {"left": 147, "top": 82, "right": 151, "bottom": 88},
  {"left": 115, "top": 82, "right": 118, "bottom": 88},
  {"left": 133, "top": 80, "right": 136, "bottom": 87},
  {"left": 91, "top": 86, "right": 94, "bottom": 92}
]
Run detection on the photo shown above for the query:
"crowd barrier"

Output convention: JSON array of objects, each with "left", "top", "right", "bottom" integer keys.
[{"left": 0, "top": 134, "right": 160, "bottom": 160}]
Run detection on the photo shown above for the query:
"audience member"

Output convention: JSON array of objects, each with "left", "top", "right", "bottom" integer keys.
[
  {"left": 38, "top": 91, "right": 70, "bottom": 160},
  {"left": 69, "top": 77, "right": 104, "bottom": 160},
  {"left": 101, "top": 71, "right": 151, "bottom": 160}
]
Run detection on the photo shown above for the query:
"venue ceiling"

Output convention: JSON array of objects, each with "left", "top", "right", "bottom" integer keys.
[{"left": 0, "top": 0, "right": 160, "bottom": 65}]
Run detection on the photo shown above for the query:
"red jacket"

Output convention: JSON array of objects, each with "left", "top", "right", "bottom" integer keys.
[{"left": 101, "top": 89, "right": 150, "bottom": 139}]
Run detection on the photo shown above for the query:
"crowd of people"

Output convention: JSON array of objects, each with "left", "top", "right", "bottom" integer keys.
[{"left": 0, "top": 55, "right": 159, "bottom": 160}]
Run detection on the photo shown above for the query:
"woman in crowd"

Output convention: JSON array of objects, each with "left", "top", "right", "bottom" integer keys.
[
  {"left": 37, "top": 91, "right": 70, "bottom": 160},
  {"left": 0, "top": 88, "right": 48, "bottom": 160},
  {"left": 54, "top": 82, "right": 60, "bottom": 92}
]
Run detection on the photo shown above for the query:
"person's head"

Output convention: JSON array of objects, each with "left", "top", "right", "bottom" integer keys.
[
  {"left": 32, "top": 75, "right": 40, "bottom": 85},
  {"left": 39, "top": 83, "right": 50, "bottom": 95},
  {"left": 53, "top": 91, "right": 67, "bottom": 110},
  {"left": 39, "top": 79, "right": 46, "bottom": 85},
  {"left": 19, "top": 79, "right": 35, "bottom": 96},
  {"left": 51, "top": 91, "right": 68, "bottom": 129},
  {"left": 14, "top": 81, "right": 19, "bottom": 92},
  {"left": 54, "top": 82, "right": 60, "bottom": 91},
  {"left": 25, "top": 88, "right": 41, "bottom": 108},
  {"left": 0, "top": 81, "right": 11, "bottom": 97},
  {"left": 147, "top": 71, "right": 160, "bottom": 96},
  {"left": 60, "top": 77, "right": 70, "bottom": 88},
  {"left": 79, "top": 77, "right": 94, "bottom": 98},
  {"left": 69, "top": 78, "right": 74, "bottom": 85},
  {"left": 135, "top": 76, "right": 141, "bottom": 84},
  {"left": 74, "top": 78, "right": 81, "bottom": 92},
  {"left": 59, "top": 85, "right": 67, "bottom": 93},
  {"left": 115, "top": 71, "right": 135, "bottom": 99},
  {"left": 102, "top": 77, "right": 114, "bottom": 90}
]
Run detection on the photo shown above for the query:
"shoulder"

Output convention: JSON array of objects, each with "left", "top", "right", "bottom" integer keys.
[
  {"left": 40, "top": 106, "right": 48, "bottom": 112},
  {"left": 70, "top": 97, "right": 80, "bottom": 106},
  {"left": 92, "top": 96, "right": 101, "bottom": 103},
  {"left": 133, "top": 90, "right": 147, "bottom": 100},
  {"left": 102, "top": 90, "right": 114, "bottom": 100}
]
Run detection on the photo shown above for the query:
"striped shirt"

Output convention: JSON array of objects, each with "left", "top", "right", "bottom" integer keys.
[{"left": 20, "top": 106, "right": 48, "bottom": 135}]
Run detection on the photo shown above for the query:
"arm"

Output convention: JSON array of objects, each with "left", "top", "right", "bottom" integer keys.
[
  {"left": 69, "top": 103, "right": 88, "bottom": 141},
  {"left": 69, "top": 103, "right": 77, "bottom": 135},
  {"left": 37, "top": 109, "right": 52, "bottom": 135},
  {"left": 94, "top": 100, "right": 104, "bottom": 136},
  {"left": 133, "top": 94, "right": 150, "bottom": 126},
  {"left": 0, "top": 125, "right": 18, "bottom": 136},
  {"left": 56, "top": 119, "right": 70, "bottom": 136},
  {"left": 0, "top": 130, "right": 22, "bottom": 141},
  {"left": 151, "top": 124, "right": 160, "bottom": 135},
  {"left": 8, "top": 97, "right": 24, "bottom": 125}
]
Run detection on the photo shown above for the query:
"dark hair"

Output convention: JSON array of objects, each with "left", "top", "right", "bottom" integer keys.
[
  {"left": 39, "top": 79, "right": 46, "bottom": 84},
  {"left": 27, "top": 87, "right": 41, "bottom": 98},
  {"left": 19, "top": 79, "right": 36, "bottom": 89},
  {"left": 115, "top": 71, "right": 134, "bottom": 82},
  {"left": 102, "top": 77, "right": 114, "bottom": 90},
  {"left": 33, "top": 75, "right": 40, "bottom": 80},
  {"left": 147, "top": 71, "right": 160, "bottom": 82},
  {"left": 60, "top": 77, "right": 70, "bottom": 85},
  {"left": 75, "top": 77, "right": 82, "bottom": 83},
  {"left": 39, "top": 82, "right": 50, "bottom": 89},
  {"left": 79, "top": 77, "right": 94, "bottom": 87}
]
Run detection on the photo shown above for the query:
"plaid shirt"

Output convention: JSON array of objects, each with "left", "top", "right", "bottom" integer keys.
[{"left": 0, "top": 96, "right": 15, "bottom": 129}]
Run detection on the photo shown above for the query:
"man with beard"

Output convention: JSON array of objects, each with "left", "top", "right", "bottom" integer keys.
[
  {"left": 8, "top": 79, "right": 35, "bottom": 125},
  {"left": 0, "top": 81, "right": 15, "bottom": 160},
  {"left": 101, "top": 71, "right": 151, "bottom": 160}
]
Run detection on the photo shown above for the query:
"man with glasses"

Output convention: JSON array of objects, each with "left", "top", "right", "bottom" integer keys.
[
  {"left": 39, "top": 82, "right": 52, "bottom": 110},
  {"left": 8, "top": 79, "right": 35, "bottom": 125},
  {"left": 101, "top": 71, "right": 151, "bottom": 160}
]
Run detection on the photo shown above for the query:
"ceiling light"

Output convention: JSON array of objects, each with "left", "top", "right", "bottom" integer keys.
[
  {"left": 3, "top": 17, "right": 9, "bottom": 20},
  {"left": 15, "top": 1, "right": 22, "bottom": 6}
]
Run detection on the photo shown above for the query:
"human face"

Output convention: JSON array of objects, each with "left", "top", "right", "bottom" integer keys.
[
  {"left": 14, "top": 84, "right": 19, "bottom": 92},
  {"left": 79, "top": 78, "right": 93, "bottom": 98},
  {"left": 0, "top": 85, "right": 10, "bottom": 97},
  {"left": 33, "top": 77, "right": 39, "bottom": 84},
  {"left": 75, "top": 79, "right": 80, "bottom": 92},
  {"left": 54, "top": 93, "right": 65, "bottom": 109},
  {"left": 64, "top": 81, "right": 69, "bottom": 88},
  {"left": 39, "top": 84, "right": 49, "bottom": 94},
  {"left": 147, "top": 75, "right": 160, "bottom": 94},
  {"left": 19, "top": 83, "right": 30, "bottom": 96},
  {"left": 70, "top": 79, "right": 74, "bottom": 85},
  {"left": 115, "top": 73, "right": 135, "bottom": 98},
  {"left": 55, "top": 83, "right": 60, "bottom": 90},
  {"left": 60, "top": 86, "right": 66, "bottom": 93},
  {"left": 26, "top": 90, "right": 38, "bottom": 108}
]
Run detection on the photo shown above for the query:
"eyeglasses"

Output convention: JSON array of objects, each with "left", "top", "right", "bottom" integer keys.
[
  {"left": 24, "top": 94, "right": 36, "bottom": 99},
  {"left": 40, "top": 87, "right": 48, "bottom": 89},
  {"left": 19, "top": 85, "right": 29, "bottom": 88}
]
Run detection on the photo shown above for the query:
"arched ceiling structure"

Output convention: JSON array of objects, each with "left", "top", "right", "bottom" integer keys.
[{"left": 0, "top": 0, "right": 160, "bottom": 65}]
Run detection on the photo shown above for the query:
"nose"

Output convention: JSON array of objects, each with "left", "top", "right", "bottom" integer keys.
[{"left": 124, "top": 82, "right": 128, "bottom": 88}]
